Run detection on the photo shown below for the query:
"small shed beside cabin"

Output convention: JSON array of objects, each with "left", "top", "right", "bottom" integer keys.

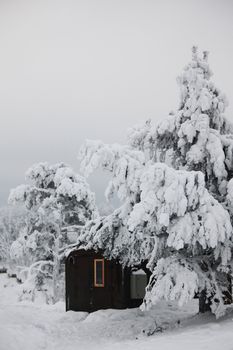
[{"left": 65, "top": 249, "right": 149, "bottom": 312}]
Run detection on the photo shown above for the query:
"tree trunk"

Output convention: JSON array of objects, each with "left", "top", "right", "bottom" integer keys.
[
  {"left": 223, "top": 274, "right": 232, "bottom": 304},
  {"left": 199, "top": 290, "right": 211, "bottom": 313},
  {"left": 52, "top": 237, "right": 60, "bottom": 304}
]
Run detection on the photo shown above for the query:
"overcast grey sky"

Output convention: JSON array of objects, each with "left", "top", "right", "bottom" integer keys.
[{"left": 0, "top": 0, "right": 233, "bottom": 206}]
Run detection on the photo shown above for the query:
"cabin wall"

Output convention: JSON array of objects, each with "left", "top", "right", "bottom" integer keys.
[{"left": 66, "top": 249, "right": 146, "bottom": 312}]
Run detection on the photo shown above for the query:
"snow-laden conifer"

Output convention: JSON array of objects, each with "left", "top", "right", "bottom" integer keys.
[
  {"left": 9, "top": 162, "right": 97, "bottom": 302},
  {"left": 79, "top": 48, "right": 233, "bottom": 317}
]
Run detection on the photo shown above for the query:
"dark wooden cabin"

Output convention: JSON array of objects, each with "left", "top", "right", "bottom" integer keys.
[{"left": 66, "top": 249, "right": 149, "bottom": 312}]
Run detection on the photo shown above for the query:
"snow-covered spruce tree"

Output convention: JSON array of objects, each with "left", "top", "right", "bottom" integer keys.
[
  {"left": 9, "top": 162, "right": 97, "bottom": 302},
  {"left": 78, "top": 48, "right": 233, "bottom": 318},
  {"left": 128, "top": 46, "right": 233, "bottom": 311}
]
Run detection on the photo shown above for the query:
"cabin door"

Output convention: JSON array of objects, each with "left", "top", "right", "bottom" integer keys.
[{"left": 67, "top": 255, "right": 92, "bottom": 311}]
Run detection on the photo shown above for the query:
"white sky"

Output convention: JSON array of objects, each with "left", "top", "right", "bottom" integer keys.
[{"left": 0, "top": 0, "right": 233, "bottom": 206}]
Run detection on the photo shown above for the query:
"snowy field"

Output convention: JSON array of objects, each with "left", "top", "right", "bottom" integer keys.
[{"left": 1, "top": 274, "right": 233, "bottom": 350}]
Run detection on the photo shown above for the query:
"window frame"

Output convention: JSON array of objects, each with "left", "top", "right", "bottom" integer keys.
[{"left": 94, "top": 258, "right": 105, "bottom": 287}]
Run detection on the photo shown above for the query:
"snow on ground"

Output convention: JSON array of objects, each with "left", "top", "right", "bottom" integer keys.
[{"left": 0, "top": 273, "right": 233, "bottom": 350}]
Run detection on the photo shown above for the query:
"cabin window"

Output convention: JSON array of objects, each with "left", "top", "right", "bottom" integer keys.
[
  {"left": 130, "top": 269, "right": 147, "bottom": 299},
  {"left": 94, "top": 259, "right": 104, "bottom": 287}
]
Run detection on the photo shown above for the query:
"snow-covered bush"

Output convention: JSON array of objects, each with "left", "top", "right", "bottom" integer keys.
[
  {"left": 78, "top": 48, "right": 233, "bottom": 318},
  {"left": 9, "top": 162, "right": 98, "bottom": 302}
]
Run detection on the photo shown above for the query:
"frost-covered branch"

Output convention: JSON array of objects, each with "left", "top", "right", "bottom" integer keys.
[{"left": 79, "top": 140, "right": 145, "bottom": 201}]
